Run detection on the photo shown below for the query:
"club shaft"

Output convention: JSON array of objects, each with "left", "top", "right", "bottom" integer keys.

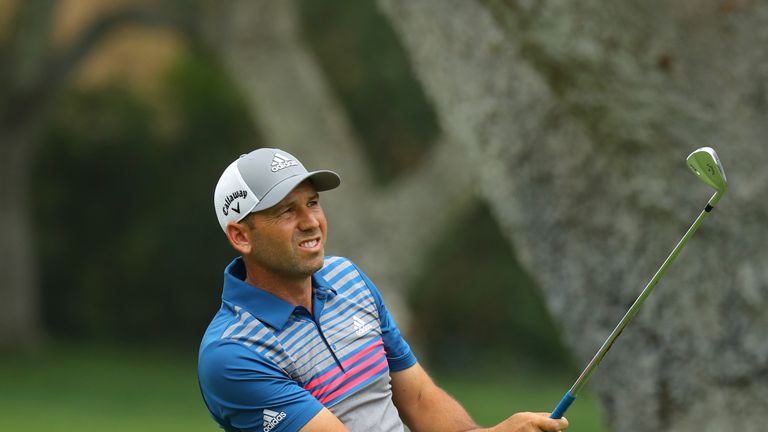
[{"left": 568, "top": 196, "right": 717, "bottom": 397}]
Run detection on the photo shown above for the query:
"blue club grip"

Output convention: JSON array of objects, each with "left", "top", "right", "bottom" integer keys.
[{"left": 550, "top": 391, "right": 576, "bottom": 419}]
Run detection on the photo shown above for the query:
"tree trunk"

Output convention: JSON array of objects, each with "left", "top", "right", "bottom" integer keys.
[
  {"left": 377, "top": 0, "right": 768, "bottom": 430},
  {"left": 0, "top": 126, "right": 42, "bottom": 348},
  {"left": 0, "top": 0, "right": 57, "bottom": 349},
  {"left": 204, "top": 0, "right": 477, "bottom": 327}
]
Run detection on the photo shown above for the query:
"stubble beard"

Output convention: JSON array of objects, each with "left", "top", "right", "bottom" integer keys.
[
  {"left": 290, "top": 246, "right": 325, "bottom": 277},
  {"left": 253, "top": 236, "right": 325, "bottom": 281}
]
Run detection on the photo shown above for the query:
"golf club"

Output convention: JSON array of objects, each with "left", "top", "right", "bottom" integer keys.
[{"left": 550, "top": 147, "right": 727, "bottom": 419}]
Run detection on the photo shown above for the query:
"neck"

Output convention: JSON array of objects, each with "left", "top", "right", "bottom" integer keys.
[{"left": 243, "top": 262, "right": 314, "bottom": 312}]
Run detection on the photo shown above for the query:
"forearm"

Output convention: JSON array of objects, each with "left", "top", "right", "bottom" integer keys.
[
  {"left": 391, "top": 364, "right": 568, "bottom": 432},
  {"left": 400, "top": 384, "right": 480, "bottom": 432}
]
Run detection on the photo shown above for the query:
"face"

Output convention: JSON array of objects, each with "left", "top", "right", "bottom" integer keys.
[{"left": 241, "top": 181, "right": 328, "bottom": 280}]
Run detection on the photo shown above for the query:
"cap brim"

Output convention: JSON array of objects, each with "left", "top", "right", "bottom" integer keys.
[{"left": 249, "top": 170, "right": 340, "bottom": 213}]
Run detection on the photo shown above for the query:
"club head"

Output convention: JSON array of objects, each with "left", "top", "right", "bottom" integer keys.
[{"left": 687, "top": 147, "right": 727, "bottom": 204}]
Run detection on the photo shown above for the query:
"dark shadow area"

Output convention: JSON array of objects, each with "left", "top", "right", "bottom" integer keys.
[
  {"left": 408, "top": 203, "right": 577, "bottom": 376},
  {"left": 299, "top": 0, "right": 439, "bottom": 184}
]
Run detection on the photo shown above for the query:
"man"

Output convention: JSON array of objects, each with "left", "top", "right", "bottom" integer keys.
[{"left": 198, "top": 148, "right": 569, "bottom": 432}]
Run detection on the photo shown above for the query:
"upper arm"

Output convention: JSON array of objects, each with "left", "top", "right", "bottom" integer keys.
[
  {"left": 389, "top": 362, "right": 435, "bottom": 424},
  {"left": 199, "top": 342, "right": 326, "bottom": 432},
  {"left": 391, "top": 363, "right": 479, "bottom": 432}
]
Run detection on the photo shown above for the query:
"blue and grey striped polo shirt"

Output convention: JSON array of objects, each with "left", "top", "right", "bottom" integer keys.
[{"left": 198, "top": 256, "right": 417, "bottom": 432}]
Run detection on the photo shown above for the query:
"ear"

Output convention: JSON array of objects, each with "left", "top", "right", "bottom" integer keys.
[{"left": 225, "top": 221, "right": 253, "bottom": 255}]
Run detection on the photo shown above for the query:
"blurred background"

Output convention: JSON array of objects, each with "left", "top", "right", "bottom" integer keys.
[
  {"left": 4, "top": 1, "right": 766, "bottom": 431},
  {"left": 2, "top": 0, "right": 604, "bottom": 430}
]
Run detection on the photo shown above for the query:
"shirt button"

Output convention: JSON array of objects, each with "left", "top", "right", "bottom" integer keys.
[{"left": 331, "top": 344, "right": 337, "bottom": 350}]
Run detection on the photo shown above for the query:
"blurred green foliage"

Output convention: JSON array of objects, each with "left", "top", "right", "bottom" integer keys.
[{"left": 33, "top": 52, "right": 257, "bottom": 344}]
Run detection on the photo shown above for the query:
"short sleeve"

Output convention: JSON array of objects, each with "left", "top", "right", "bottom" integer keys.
[
  {"left": 354, "top": 264, "right": 418, "bottom": 372},
  {"left": 198, "top": 341, "right": 324, "bottom": 431}
]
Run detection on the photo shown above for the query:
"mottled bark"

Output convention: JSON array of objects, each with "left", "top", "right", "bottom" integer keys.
[
  {"left": 377, "top": 0, "right": 768, "bottom": 430},
  {"left": 205, "top": 0, "right": 477, "bottom": 327}
]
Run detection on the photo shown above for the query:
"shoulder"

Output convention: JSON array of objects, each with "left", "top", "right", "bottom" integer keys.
[
  {"left": 199, "top": 305, "right": 283, "bottom": 384},
  {"left": 199, "top": 337, "right": 251, "bottom": 378},
  {"left": 200, "top": 303, "right": 268, "bottom": 352},
  {"left": 198, "top": 322, "right": 325, "bottom": 432}
]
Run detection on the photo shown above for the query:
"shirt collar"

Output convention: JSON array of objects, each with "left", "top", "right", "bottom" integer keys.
[{"left": 222, "top": 257, "right": 337, "bottom": 330}]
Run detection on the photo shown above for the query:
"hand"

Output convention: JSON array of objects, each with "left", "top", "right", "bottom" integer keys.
[{"left": 486, "top": 412, "right": 569, "bottom": 432}]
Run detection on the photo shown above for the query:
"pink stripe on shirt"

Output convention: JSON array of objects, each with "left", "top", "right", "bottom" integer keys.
[
  {"left": 309, "top": 345, "right": 386, "bottom": 400},
  {"left": 318, "top": 358, "right": 389, "bottom": 404},
  {"left": 303, "top": 338, "right": 384, "bottom": 391}
]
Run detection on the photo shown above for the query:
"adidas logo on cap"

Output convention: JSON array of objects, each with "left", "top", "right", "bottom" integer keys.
[
  {"left": 271, "top": 153, "right": 298, "bottom": 172},
  {"left": 263, "top": 409, "right": 286, "bottom": 432}
]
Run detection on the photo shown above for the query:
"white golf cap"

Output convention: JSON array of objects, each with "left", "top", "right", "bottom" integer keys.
[{"left": 213, "top": 148, "right": 341, "bottom": 232}]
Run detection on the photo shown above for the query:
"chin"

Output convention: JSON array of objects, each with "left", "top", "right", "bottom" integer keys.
[
  {"left": 294, "top": 253, "right": 323, "bottom": 275},
  {"left": 308, "top": 255, "right": 325, "bottom": 272}
]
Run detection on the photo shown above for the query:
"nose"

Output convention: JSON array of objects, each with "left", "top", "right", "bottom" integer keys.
[{"left": 297, "top": 207, "right": 321, "bottom": 231}]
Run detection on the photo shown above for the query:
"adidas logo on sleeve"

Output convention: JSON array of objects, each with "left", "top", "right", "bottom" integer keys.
[{"left": 263, "top": 409, "right": 286, "bottom": 432}]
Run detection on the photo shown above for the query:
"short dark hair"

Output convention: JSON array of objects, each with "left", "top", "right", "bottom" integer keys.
[{"left": 241, "top": 213, "right": 257, "bottom": 229}]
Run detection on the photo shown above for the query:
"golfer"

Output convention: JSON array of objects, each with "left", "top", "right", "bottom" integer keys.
[{"left": 198, "top": 148, "right": 569, "bottom": 432}]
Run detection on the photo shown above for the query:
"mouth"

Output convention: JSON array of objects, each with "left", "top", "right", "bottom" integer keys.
[{"left": 298, "top": 237, "right": 322, "bottom": 251}]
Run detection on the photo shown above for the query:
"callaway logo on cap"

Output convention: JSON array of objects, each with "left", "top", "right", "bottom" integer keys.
[{"left": 213, "top": 148, "right": 341, "bottom": 232}]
